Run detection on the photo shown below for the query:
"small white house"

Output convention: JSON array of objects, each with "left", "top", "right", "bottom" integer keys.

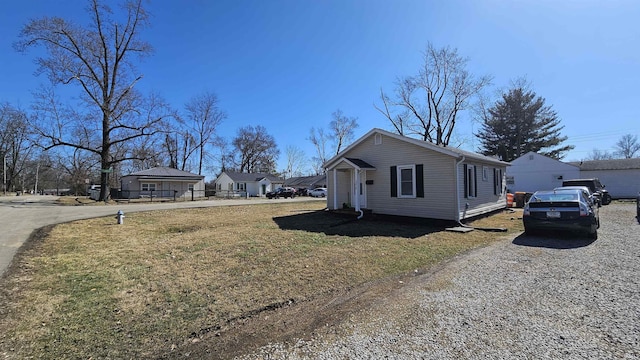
[
  {"left": 568, "top": 158, "right": 640, "bottom": 199},
  {"left": 120, "top": 167, "right": 205, "bottom": 199},
  {"left": 507, "top": 152, "right": 580, "bottom": 193},
  {"left": 214, "top": 171, "right": 283, "bottom": 197},
  {"left": 323, "top": 128, "right": 509, "bottom": 222}
]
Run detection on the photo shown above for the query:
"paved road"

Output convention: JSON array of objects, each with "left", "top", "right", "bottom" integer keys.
[{"left": 0, "top": 195, "right": 322, "bottom": 276}]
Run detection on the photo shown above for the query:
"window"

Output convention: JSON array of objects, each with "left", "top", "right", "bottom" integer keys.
[
  {"left": 494, "top": 168, "right": 503, "bottom": 195},
  {"left": 482, "top": 166, "right": 488, "bottom": 181},
  {"left": 464, "top": 164, "right": 477, "bottom": 198},
  {"left": 374, "top": 133, "right": 382, "bottom": 145},
  {"left": 236, "top": 182, "right": 245, "bottom": 190},
  {"left": 390, "top": 164, "right": 424, "bottom": 198},
  {"left": 399, "top": 165, "right": 415, "bottom": 197},
  {"left": 188, "top": 184, "right": 194, "bottom": 192},
  {"left": 141, "top": 183, "right": 156, "bottom": 191}
]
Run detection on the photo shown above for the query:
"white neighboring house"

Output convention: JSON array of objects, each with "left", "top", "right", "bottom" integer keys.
[
  {"left": 120, "top": 167, "right": 205, "bottom": 199},
  {"left": 568, "top": 158, "right": 640, "bottom": 199},
  {"left": 507, "top": 152, "right": 580, "bottom": 193},
  {"left": 323, "top": 128, "right": 509, "bottom": 222},
  {"left": 214, "top": 171, "right": 284, "bottom": 197}
]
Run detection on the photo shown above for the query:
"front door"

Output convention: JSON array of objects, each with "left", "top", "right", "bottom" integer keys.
[
  {"left": 359, "top": 172, "right": 367, "bottom": 208},
  {"left": 352, "top": 170, "right": 367, "bottom": 209}
]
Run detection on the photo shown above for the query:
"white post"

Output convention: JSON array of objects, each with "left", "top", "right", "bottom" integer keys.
[
  {"left": 354, "top": 169, "right": 361, "bottom": 212},
  {"left": 333, "top": 168, "right": 338, "bottom": 210}
]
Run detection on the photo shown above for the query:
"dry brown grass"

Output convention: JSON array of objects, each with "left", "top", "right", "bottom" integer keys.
[{"left": 0, "top": 201, "right": 523, "bottom": 359}]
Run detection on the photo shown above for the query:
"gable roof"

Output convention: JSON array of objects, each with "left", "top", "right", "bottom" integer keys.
[
  {"left": 283, "top": 175, "right": 326, "bottom": 187},
  {"left": 125, "top": 167, "right": 204, "bottom": 179},
  {"left": 511, "top": 151, "right": 580, "bottom": 169},
  {"left": 221, "top": 171, "right": 282, "bottom": 183},
  {"left": 568, "top": 158, "right": 640, "bottom": 171},
  {"left": 324, "top": 128, "right": 509, "bottom": 169}
]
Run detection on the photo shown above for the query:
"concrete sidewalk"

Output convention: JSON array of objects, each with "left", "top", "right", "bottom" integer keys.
[{"left": 0, "top": 195, "right": 321, "bottom": 276}]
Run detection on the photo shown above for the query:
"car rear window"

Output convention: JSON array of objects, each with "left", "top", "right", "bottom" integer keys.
[{"left": 531, "top": 193, "right": 578, "bottom": 202}]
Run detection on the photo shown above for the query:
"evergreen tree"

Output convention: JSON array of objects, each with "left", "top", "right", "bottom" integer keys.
[{"left": 476, "top": 86, "right": 574, "bottom": 161}]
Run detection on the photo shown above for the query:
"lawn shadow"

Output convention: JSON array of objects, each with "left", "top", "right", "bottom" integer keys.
[
  {"left": 273, "top": 210, "right": 448, "bottom": 238},
  {"left": 512, "top": 232, "right": 596, "bottom": 249}
]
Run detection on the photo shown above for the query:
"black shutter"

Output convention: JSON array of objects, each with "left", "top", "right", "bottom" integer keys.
[
  {"left": 463, "top": 164, "right": 468, "bottom": 198},
  {"left": 474, "top": 166, "right": 478, "bottom": 197},
  {"left": 390, "top": 166, "right": 397, "bottom": 197},
  {"left": 493, "top": 169, "right": 498, "bottom": 195},
  {"left": 416, "top": 164, "right": 424, "bottom": 198}
]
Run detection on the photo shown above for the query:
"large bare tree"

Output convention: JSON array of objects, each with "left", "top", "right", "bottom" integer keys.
[
  {"left": 376, "top": 43, "right": 491, "bottom": 146},
  {"left": 232, "top": 125, "right": 279, "bottom": 173},
  {"left": 16, "top": 0, "right": 169, "bottom": 201},
  {"left": 184, "top": 91, "right": 226, "bottom": 175},
  {"left": 329, "top": 109, "right": 358, "bottom": 155}
]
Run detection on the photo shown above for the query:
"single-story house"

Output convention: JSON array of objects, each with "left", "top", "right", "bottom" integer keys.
[
  {"left": 507, "top": 152, "right": 580, "bottom": 193},
  {"left": 120, "top": 167, "right": 205, "bottom": 199},
  {"left": 283, "top": 174, "right": 327, "bottom": 189},
  {"left": 214, "top": 171, "right": 284, "bottom": 197},
  {"left": 323, "top": 128, "right": 510, "bottom": 222},
  {"left": 568, "top": 158, "right": 640, "bottom": 199}
]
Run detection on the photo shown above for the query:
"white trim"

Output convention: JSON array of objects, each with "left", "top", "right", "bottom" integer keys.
[
  {"left": 323, "top": 128, "right": 509, "bottom": 169},
  {"left": 397, "top": 164, "right": 416, "bottom": 198},
  {"left": 466, "top": 165, "right": 477, "bottom": 198}
]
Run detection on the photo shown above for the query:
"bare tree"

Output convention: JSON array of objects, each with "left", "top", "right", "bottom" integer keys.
[
  {"left": 283, "top": 145, "right": 307, "bottom": 178},
  {"left": 16, "top": 0, "right": 171, "bottom": 201},
  {"left": 0, "top": 104, "right": 38, "bottom": 193},
  {"left": 585, "top": 149, "right": 614, "bottom": 161},
  {"left": 308, "top": 127, "right": 328, "bottom": 175},
  {"left": 232, "top": 125, "right": 279, "bottom": 173},
  {"left": 329, "top": 109, "right": 359, "bottom": 155},
  {"left": 376, "top": 43, "right": 491, "bottom": 146},
  {"left": 184, "top": 91, "right": 226, "bottom": 175},
  {"left": 614, "top": 134, "right": 640, "bottom": 159}
]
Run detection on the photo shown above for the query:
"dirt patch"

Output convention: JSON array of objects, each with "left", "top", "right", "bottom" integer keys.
[{"left": 158, "top": 259, "right": 459, "bottom": 360}]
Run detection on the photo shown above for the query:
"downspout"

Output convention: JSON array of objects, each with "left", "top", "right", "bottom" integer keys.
[
  {"left": 355, "top": 168, "right": 364, "bottom": 220},
  {"left": 455, "top": 156, "right": 466, "bottom": 224}
]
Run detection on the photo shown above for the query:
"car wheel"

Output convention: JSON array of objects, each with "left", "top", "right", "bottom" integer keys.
[
  {"left": 321, "top": 194, "right": 326, "bottom": 197},
  {"left": 602, "top": 194, "right": 612, "bottom": 205}
]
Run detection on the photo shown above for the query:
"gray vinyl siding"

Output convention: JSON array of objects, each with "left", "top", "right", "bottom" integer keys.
[
  {"left": 331, "top": 133, "right": 458, "bottom": 220},
  {"left": 457, "top": 161, "right": 508, "bottom": 220}
]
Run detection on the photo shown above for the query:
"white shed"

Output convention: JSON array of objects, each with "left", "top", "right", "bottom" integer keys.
[
  {"left": 569, "top": 158, "right": 640, "bottom": 199},
  {"left": 508, "top": 152, "right": 580, "bottom": 193}
]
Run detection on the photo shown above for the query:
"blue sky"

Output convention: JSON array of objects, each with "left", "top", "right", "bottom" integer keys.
[{"left": 2, "top": 0, "right": 639, "bottom": 180}]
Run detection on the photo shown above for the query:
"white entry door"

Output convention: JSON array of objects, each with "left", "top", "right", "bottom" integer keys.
[{"left": 351, "top": 170, "right": 367, "bottom": 209}]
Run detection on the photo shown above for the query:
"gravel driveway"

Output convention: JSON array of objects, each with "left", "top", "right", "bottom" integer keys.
[{"left": 242, "top": 203, "right": 640, "bottom": 359}]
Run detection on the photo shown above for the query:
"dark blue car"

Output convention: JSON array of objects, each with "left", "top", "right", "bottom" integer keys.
[{"left": 523, "top": 189, "right": 599, "bottom": 239}]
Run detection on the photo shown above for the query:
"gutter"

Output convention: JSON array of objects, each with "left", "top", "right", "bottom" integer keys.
[{"left": 455, "top": 156, "right": 466, "bottom": 224}]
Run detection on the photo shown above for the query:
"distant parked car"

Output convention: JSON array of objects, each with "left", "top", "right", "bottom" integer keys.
[
  {"left": 523, "top": 189, "right": 599, "bottom": 239},
  {"left": 562, "top": 178, "right": 611, "bottom": 205},
  {"left": 296, "top": 188, "right": 308, "bottom": 196},
  {"left": 308, "top": 187, "right": 327, "bottom": 197},
  {"left": 266, "top": 187, "right": 296, "bottom": 199}
]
